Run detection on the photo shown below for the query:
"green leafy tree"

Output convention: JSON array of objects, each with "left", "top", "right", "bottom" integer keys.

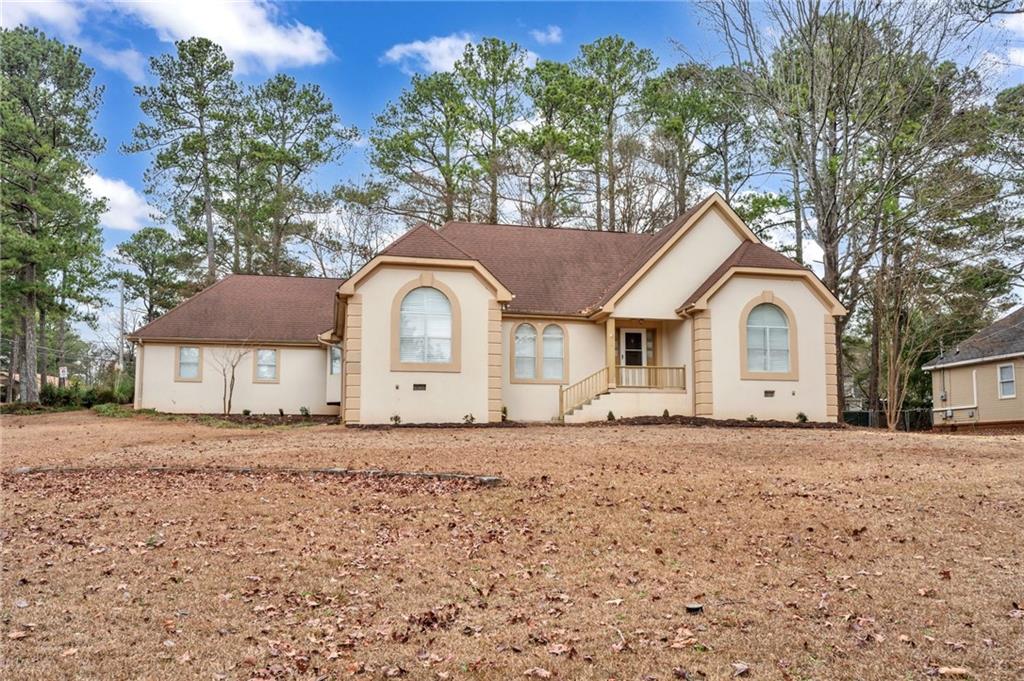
[
  {"left": 1, "top": 26, "right": 105, "bottom": 402},
  {"left": 115, "top": 227, "right": 193, "bottom": 323},
  {"left": 455, "top": 38, "right": 529, "bottom": 223},
  {"left": 124, "top": 37, "right": 239, "bottom": 284},
  {"left": 248, "top": 74, "right": 358, "bottom": 274},
  {"left": 515, "top": 60, "right": 602, "bottom": 226},
  {"left": 359, "top": 71, "right": 475, "bottom": 224},
  {"left": 572, "top": 36, "right": 657, "bottom": 231}
]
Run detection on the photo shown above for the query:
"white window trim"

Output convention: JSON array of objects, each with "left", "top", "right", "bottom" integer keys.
[{"left": 997, "top": 363, "right": 1016, "bottom": 399}]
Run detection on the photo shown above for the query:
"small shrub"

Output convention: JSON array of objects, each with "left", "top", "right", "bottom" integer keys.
[
  {"left": 746, "top": 414, "right": 758, "bottom": 422},
  {"left": 242, "top": 408, "right": 251, "bottom": 416},
  {"left": 299, "top": 406, "right": 310, "bottom": 417},
  {"left": 278, "top": 408, "right": 284, "bottom": 416},
  {"left": 607, "top": 410, "right": 616, "bottom": 421},
  {"left": 93, "top": 403, "right": 133, "bottom": 418},
  {"left": 501, "top": 405, "right": 508, "bottom": 422},
  {"left": 662, "top": 409, "right": 670, "bottom": 418},
  {"left": 463, "top": 413, "right": 475, "bottom": 424},
  {"left": 390, "top": 414, "right": 402, "bottom": 425},
  {"left": 796, "top": 411, "right": 808, "bottom": 423}
]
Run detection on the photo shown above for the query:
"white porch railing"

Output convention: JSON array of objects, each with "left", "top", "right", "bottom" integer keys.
[{"left": 616, "top": 365, "right": 686, "bottom": 389}]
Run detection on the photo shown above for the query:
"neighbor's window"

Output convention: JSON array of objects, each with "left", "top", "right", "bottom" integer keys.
[
  {"left": 399, "top": 287, "right": 452, "bottom": 363},
  {"left": 177, "top": 346, "right": 200, "bottom": 380},
  {"left": 542, "top": 324, "right": 564, "bottom": 380},
  {"left": 998, "top": 364, "right": 1016, "bottom": 398},
  {"left": 255, "top": 348, "right": 278, "bottom": 382},
  {"left": 514, "top": 324, "right": 537, "bottom": 379},
  {"left": 746, "top": 303, "right": 790, "bottom": 373},
  {"left": 329, "top": 346, "right": 342, "bottom": 375}
]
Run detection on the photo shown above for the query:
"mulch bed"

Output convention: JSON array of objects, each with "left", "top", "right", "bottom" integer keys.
[
  {"left": 582, "top": 414, "right": 847, "bottom": 429},
  {"left": 188, "top": 413, "right": 340, "bottom": 426}
]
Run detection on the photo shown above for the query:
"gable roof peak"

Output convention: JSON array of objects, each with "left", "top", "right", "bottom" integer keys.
[{"left": 381, "top": 222, "right": 476, "bottom": 261}]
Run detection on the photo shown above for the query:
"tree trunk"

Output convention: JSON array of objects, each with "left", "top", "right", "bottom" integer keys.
[
  {"left": 594, "top": 168, "right": 603, "bottom": 231},
  {"left": 20, "top": 294, "right": 39, "bottom": 403},
  {"left": 199, "top": 115, "right": 216, "bottom": 285},
  {"left": 790, "top": 158, "right": 803, "bottom": 264},
  {"left": 38, "top": 304, "right": 48, "bottom": 392},
  {"left": 867, "top": 289, "right": 881, "bottom": 428},
  {"left": 606, "top": 120, "right": 616, "bottom": 231},
  {"left": 6, "top": 331, "right": 20, "bottom": 403}
]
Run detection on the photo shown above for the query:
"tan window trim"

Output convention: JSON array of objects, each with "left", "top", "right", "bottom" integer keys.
[
  {"left": 738, "top": 291, "right": 799, "bottom": 381},
  {"left": 390, "top": 273, "right": 462, "bottom": 373},
  {"left": 174, "top": 345, "right": 203, "bottom": 382},
  {"left": 252, "top": 348, "right": 280, "bottom": 384},
  {"left": 509, "top": 321, "right": 569, "bottom": 384}
]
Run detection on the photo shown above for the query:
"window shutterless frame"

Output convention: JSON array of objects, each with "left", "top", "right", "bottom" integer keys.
[
  {"left": 738, "top": 292, "right": 799, "bottom": 381},
  {"left": 174, "top": 345, "right": 203, "bottom": 382},
  {"left": 252, "top": 348, "right": 280, "bottom": 384},
  {"left": 508, "top": 321, "right": 568, "bottom": 384},
  {"left": 997, "top": 363, "right": 1016, "bottom": 399}
]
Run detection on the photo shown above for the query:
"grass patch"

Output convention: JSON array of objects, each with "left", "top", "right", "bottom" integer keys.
[{"left": 0, "top": 402, "right": 83, "bottom": 415}]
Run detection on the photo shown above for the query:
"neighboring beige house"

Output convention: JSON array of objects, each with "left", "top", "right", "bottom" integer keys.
[
  {"left": 924, "top": 307, "right": 1024, "bottom": 430},
  {"left": 130, "top": 194, "right": 847, "bottom": 423}
]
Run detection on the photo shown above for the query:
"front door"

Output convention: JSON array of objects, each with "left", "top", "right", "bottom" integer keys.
[{"left": 620, "top": 329, "right": 647, "bottom": 386}]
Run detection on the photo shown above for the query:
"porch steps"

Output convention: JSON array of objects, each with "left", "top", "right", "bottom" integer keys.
[{"left": 563, "top": 389, "right": 689, "bottom": 424}]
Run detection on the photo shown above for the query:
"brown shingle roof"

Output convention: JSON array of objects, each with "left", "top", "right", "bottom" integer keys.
[
  {"left": 381, "top": 222, "right": 474, "bottom": 260},
  {"left": 924, "top": 307, "right": 1024, "bottom": 368},
  {"left": 129, "top": 274, "right": 345, "bottom": 344},
  {"left": 439, "top": 222, "right": 651, "bottom": 315},
  {"left": 679, "top": 241, "right": 808, "bottom": 310}
]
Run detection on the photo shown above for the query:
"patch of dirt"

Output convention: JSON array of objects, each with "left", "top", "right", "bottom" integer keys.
[{"left": 1, "top": 411, "right": 1022, "bottom": 680}]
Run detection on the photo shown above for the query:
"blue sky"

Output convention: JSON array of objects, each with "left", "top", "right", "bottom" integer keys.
[
  {"left": 3, "top": 1, "right": 1022, "bottom": 337},
  {"left": 2, "top": 1, "right": 723, "bottom": 256}
]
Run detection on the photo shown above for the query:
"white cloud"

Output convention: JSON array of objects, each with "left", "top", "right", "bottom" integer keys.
[
  {"left": 381, "top": 32, "right": 473, "bottom": 73},
  {"left": 85, "top": 174, "right": 154, "bottom": 231},
  {"left": 82, "top": 42, "right": 148, "bottom": 83},
  {"left": 529, "top": 25, "right": 562, "bottom": 46},
  {"left": 1002, "top": 13, "right": 1024, "bottom": 35},
  {"left": 119, "top": 1, "right": 332, "bottom": 73},
  {"left": 0, "top": 0, "right": 82, "bottom": 35}
]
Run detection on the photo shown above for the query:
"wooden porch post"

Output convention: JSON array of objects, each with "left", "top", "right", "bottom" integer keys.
[{"left": 605, "top": 318, "right": 616, "bottom": 389}]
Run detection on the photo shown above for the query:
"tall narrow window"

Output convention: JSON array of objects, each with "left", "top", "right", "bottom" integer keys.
[
  {"left": 177, "top": 346, "right": 200, "bottom": 381},
  {"left": 746, "top": 303, "right": 789, "bottom": 373},
  {"left": 329, "top": 346, "right": 342, "bottom": 375},
  {"left": 998, "top": 364, "right": 1016, "bottom": 398},
  {"left": 399, "top": 287, "right": 452, "bottom": 363},
  {"left": 542, "top": 324, "right": 564, "bottom": 380},
  {"left": 255, "top": 349, "right": 278, "bottom": 382},
  {"left": 513, "top": 324, "right": 537, "bottom": 379}
]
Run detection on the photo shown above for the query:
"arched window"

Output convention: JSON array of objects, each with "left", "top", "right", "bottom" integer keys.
[
  {"left": 399, "top": 287, "right": 452, "bottom": 363},
  {"left": 746, "top": 303, "right": 789, "bottom": 372},
  {"left": 542, "top": 324, "right": 564, "bottom": 380},
  {"left": 513, "top": 323, "right": 537, "bottom": 379}
]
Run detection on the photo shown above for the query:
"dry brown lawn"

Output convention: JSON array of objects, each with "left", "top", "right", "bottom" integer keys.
[{"left": 1, "top": 411, "right": 1022, "bottom": 681}]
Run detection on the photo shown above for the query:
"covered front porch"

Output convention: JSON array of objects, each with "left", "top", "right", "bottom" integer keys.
[{"left": 559, "top": 318, "right": 689, "bottom": 419}]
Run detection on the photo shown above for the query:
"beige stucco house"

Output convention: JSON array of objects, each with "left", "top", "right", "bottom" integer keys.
[
  {"left": 130, "top": 194, "right": 847, "bottom": 424},
  {"left": 924, "top": 307, "right": 1023, "bottom": 430}
]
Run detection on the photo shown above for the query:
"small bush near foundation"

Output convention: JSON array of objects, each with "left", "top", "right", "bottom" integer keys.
[
  {"left": 746, "top": 414, "right": 758, "bottom": 422},
  {"left": 299, "top": 406, "right": 310, "bottom": 417},
  {"left": 390, "top": 414, "right": 402, "bottom": 425},
  {"left": 242, "top": 409, "right": 251, "bottom": 416},
  {"left": 463, "top": 413, "right": 475, "bottom": 424},
  {"left": 796, "top": 411, "right": 808, "bottom": 423},
  {"left": 607, "top": 410, "right": 616, "bottom": 421},
  {"left": 501, "top": 406, "right": 508, "bottom": 422},
  {"left": 662, "top": 409, "right": 670, "bottom": 418},
  {"left": 278, "top": 408, "right": 284, "bottom": 416}
]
